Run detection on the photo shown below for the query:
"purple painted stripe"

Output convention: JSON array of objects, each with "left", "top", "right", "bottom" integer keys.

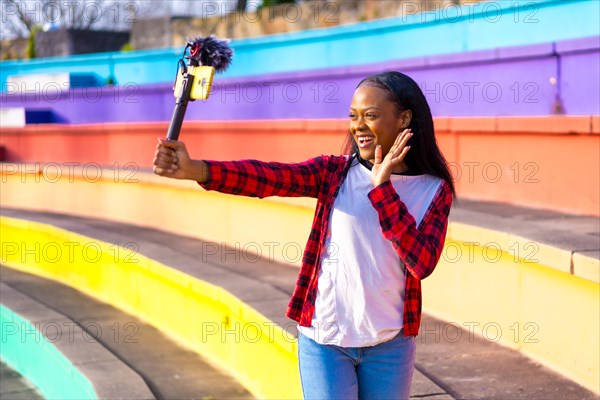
[
  {"left": 1, "top": 36, "right": 598, "bottom": 123},
  {"left": 560, "top": 50, "right": 600, "bottom": 115},
  {"left": 555, "top": 35, "right": 600, "bottom": 53},
  {"left": 496, "top": 42, "right": 555, "bottom": 60},
  {"left": 425, "top": 49, "right": 500, "bottom": 67},
  {"left": 230, "top": 35, "right": 594, "bottom": 84}
]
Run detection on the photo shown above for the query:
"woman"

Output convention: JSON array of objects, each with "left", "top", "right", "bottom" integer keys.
[{"left": 153, "top": 71, "right": 454, "bottom": 400}]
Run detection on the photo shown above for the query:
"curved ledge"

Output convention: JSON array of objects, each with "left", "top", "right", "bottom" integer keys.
[
  {"left": 0, "top": 167, "right": 598, "bottom": 394},
  {"left": 0, "top": 284, "right": 154, "bottom": 399},
  {"left": 0, "top": 164, "right": 597, "bottom": 282},
  {"left": 1, "top": 116, "right": 598, "bottom": 216},
  {"left": 0, "top": 216, "right": 302, "bottom": 399}
]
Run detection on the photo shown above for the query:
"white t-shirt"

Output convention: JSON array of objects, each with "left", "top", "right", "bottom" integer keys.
[{"left": 298, "top": 160, "right": 443, "bottom": 347}]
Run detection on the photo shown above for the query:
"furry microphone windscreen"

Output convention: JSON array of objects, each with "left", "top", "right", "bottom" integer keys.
[{"left": 188, "top": 35, "right": 234, "bottom": 73}]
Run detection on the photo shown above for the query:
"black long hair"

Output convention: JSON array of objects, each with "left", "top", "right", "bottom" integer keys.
[{"left": 343, "top": 71, "right": 455, "bottom": 197}]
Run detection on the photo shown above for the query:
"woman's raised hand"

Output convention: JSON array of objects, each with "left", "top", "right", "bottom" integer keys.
[
  {"left": 370, "top": 129, "right": 412, "bottom": 187},
  {"left": 153, "top": 139, "right": 192, "bottom": 180}
]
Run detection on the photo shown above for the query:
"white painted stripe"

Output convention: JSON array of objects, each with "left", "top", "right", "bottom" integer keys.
[{"left": 0, "top": 107, "right": 25, "bottom": 127}]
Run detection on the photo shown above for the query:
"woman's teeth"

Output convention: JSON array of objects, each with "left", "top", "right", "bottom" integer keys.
[{"left": 358, "top": 136, "right": 375, "bottom": 147}]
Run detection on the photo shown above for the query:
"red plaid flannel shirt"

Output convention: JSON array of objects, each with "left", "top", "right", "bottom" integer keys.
[{"left": 199, "top": 155, "right": 452, "bottom": 337}]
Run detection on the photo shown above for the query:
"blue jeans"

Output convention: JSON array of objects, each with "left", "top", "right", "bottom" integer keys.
[{"left": 297, "top": 332, "right": 416, "bottom": 400}]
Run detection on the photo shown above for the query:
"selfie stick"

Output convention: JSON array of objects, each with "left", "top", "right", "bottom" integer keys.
[{"left": 166, "top": 35, "right": 233, "bottom": 141}]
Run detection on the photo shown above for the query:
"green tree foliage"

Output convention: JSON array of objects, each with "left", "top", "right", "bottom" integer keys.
[
  {"left": 26, "top": 25, "right": 41, "bottom": 59},
  {"left": 261, "top": 0, "right": 296, "bottom": 7}
]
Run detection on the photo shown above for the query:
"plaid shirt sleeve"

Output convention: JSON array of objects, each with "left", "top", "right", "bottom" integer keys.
[
  {"left": 367, "top": 179, "right": 452, "bottom": 280},
  {"left": 198, "top": 157, "right": 325, "bottom": 198}
]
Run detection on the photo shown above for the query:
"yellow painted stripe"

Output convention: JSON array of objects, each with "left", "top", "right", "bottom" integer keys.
[
  {"left": 0, "top": 216, "right": 302, "bottom": 399},
  {"left": 422, "top": 239, "right": 600, "bottom": 393},
  {"left": 1, "top": 168, "right": 598, "bottom": 394}
]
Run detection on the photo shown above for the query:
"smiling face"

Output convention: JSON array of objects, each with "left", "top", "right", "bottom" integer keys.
[{"left": 349, "top": 85, "right": 411, "bottom": 163}]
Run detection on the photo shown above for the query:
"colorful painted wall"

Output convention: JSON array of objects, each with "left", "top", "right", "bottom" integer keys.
[
  {"left": 1, "top": 165, "right": 598, "bottom": 393},
  {"left": 2, "top": 36, "right": 599, "bottom": 119},
  {"left": 1, "top": 116, "right": 598, "bottom": 216},
  {"left": 1, "top": 0, "right": 599, "bottom": 396},
  {"left": 1, "top": 0, "right": 598, "bottom": 91}
]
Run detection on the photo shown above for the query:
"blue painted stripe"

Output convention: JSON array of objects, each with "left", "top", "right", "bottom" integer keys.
[
  {"left": 0, "top": 304, "right": 97, "bottom": 399},
  {"left": 1, "top": 0, "right": 598, "bottom": 91}
]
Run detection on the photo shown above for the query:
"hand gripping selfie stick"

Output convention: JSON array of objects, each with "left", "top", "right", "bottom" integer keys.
[{"left": 166, "top": 35, "right": 233, "bottom": 141}]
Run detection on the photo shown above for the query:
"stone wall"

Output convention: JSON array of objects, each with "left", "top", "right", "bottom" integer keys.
[
  {"left": 2, "top": 0, "right": 473, "bottom": 57},
  {"left": 130, "top": 17, "right": 173, "bottom": 51},
  {"left": 0, "top": 38, "right": 28, "bottom": 60},
  {"left": 34, "top": 29, "right": 129, "bottom": 58},
  {"left": 132, "top": 0, "right": 468, "bottom": 49}
]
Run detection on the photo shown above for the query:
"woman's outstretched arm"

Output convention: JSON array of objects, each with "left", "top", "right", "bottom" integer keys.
[{"left": 153, "top": 139, "right": 325, "bottom": 198}]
